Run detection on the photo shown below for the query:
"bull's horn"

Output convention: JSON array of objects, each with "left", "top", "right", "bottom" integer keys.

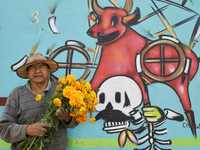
[
  {"left": 92, "top": 0, "right": 103, "bottom": 15},
  {"left": 122, "top": 7, "right": 140, "bottom": 26},
  {"left": 123, "top": 0, "right": 133, "bottom": 13}
]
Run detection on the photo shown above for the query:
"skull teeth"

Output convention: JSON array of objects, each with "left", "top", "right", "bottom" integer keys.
[
  {"left": 103, "top": 121, "right": 130, "bottom": 133},
  {"left": 104, "top": 121, "right": 126, "bottom": 127}
]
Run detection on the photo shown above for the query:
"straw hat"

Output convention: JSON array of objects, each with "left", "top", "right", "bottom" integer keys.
[{"left": 17, "top": 53, "right": 58, "bottom": 78}]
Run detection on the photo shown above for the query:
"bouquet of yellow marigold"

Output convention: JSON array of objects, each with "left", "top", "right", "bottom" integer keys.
[
  {"left": 56, "top": 74, "right": 98, "bottom": 124},
  {"left": 17, "top": 74, "right": 98, "bottom": 150}
]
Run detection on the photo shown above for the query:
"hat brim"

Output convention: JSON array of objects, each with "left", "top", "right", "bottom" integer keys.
[{"left": 17, "top": 60, "right": 59, "bottom": 79}]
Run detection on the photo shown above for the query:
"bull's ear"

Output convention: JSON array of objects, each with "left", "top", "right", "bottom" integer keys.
[
  {"left": 89, "top": 12, "right": 96, "bottom": 21},
  {"left": 122, "top": 7, "right": 140, "bottom": 26},
  {"left": 88, "top": 12, "right": 96, "bottom": 27}
]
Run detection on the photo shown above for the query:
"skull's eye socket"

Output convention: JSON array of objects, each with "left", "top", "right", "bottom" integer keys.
[
  {"left": 99, "top": 93, "right": 105, "bottom": 104},
  {"left": 96, "top": 16, "right": 101, "bottom": 25},
  {"left": 111, "top": 16, "right": 118, "bottom": 27},
  {"left": 115, "top": 92, "right": 121, "bottom": 103},
  {"left": 124, "top": 92, "right": 131, "bottom": 107}
]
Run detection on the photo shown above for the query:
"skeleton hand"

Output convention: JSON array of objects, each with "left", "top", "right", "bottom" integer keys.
[{"left": 142, "top": 106, "right": 165, "bottom": 123}]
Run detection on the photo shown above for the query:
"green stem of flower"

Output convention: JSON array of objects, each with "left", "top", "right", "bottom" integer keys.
[
  {"left": 22, "top": 137, "right": 33, "bottom": 150},
  {"left": 89, "top": 110, "right": 92, "bottom": 118},
  {"left": 33, "top": 136, "right": 41, "bottom": 147},
  {"left": 27, "top": 136, "right": 37, "bottom": 150},
  {"left": 17, "top": 139, "right": 27, "bottom": 148},
  {"left": 32, "top": 114, "right": 37, "bottom": 124}
]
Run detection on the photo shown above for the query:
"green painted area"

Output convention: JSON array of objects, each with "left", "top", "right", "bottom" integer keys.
[
  {"left": 172, "top": 137, "right": 200, "bottom": 147},
  {"left": 0, "top": 137, "right": 200, "bottom": 148},
  {"left": 68, "top": 138, "right": 136, "bottom": 148},
  {"left": 0, "top": 138, "right": 136, "bottom": 148},
  {"left": 0, "top": 140, "right": 11, "bottom": 148}
]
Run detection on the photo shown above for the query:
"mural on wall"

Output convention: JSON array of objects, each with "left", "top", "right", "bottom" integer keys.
[
  {"left": 85, "top": 0, "right": 199, "bottom": 149},
  {"left": 1, "top": 0, "right": 200, "bottom": 149}
]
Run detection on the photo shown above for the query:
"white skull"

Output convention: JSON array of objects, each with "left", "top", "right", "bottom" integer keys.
[{"left": 96, "top": 76, "right": 142, "bottom": 116}]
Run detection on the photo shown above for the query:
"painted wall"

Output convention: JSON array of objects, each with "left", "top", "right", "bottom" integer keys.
[{"left": 0, "top": 0, "right": 200, "bottom": 149}]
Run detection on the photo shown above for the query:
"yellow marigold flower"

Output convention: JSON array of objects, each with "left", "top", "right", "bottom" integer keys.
[
  {"left": 66, "top": 74, "right": 76, "bottom": 86},
  {"left": 79, "top": 111, "right": 87, "bottom": 116},
  {"left": 63, "top": 86, "right": 76, "bottom": 99},
  {"left": 67, "top": 74, "right": 76, "bottom": 81},
  {"left": 86, "top": 100, "right": 95, "bottom": 109},
  {"left": 70, "top": 108, "right": 78, "bottom": 117},
  {"left": 85, "top": 83, "right": 92, "bottom": 91},
  {"left": 69, "top": 90, "right": 84, "bottom": 107},
  {"left": 78, "top": 100, "right": 86, "bottom": 107},
  {"left": 54, "top": 98, "right": 62, "bottom": 107},
  {"left": 93, "top": 98, "right": 99, "bottom": 105},
  {"left": 62, "top": 78, "right": 68, "bottom": 85},
  {"left": 74, "top": 81, "right": 81, "bottom": 90},
  {"left": 58, "top": 78, "right": 68, "bottom": 85},
  {"left": 79, "top": 107, "right": 87, "bottom": 116},
  {"left": 56, "top": 85, "right": 60, "bottom": 90},
  {"left": 90, "top": 106, "right": 96, "bottom": 113},
  {"left": 80, "top": 79, "right": 92, "bottom": 92},
  {"left": 58, "top": 78, "right": 63, "bottom": 83},
  {"left": 75, "top": 115, "right": 88, "bottom": 124},
  {"left": 80, "top": 107, "right": 86, "bottom": 112},
  {"left": 90, "top": 90, "right": 96, "bottom": 96},
  {"left": 90, "top": 118, "right": 96, "bottom": 123},
  {"left": 35, "top": 94, "right": 42, "bottom": 101}
]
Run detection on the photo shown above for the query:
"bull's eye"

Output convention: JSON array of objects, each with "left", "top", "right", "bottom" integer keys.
[
  {"left": 115, "top": 92, "right": 121, "bottom": 103},
  {"left": 111, "top": 16, "right": 118, "bottom": 27},
  {"left": 99, "top": 93, "right": 105, "bottom": 104},
  {"left": 96, "top": 16, "right": 101, "bottom": 25}
]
